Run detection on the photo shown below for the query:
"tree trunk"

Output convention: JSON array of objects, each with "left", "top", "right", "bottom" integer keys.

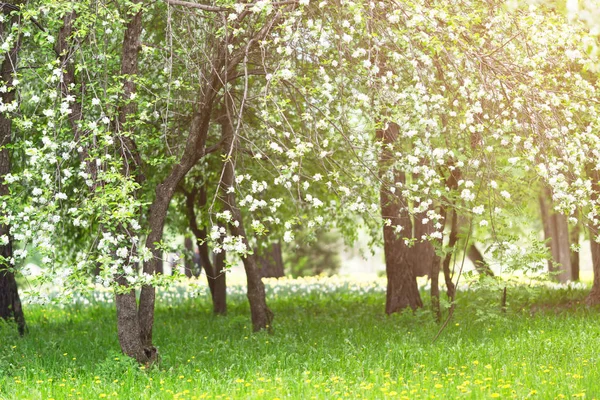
[
  {"left": 540, "top": 188, "right": 572, "bottom": 282},
  {"left": 587, "top": 167, "right": 600, "bottom": 305},
  {"left": 588, "top": 230, "right": 600, "bottom": 306},
  {"left": 377, "top": 123, "right": 422, "bottom": 313},
  {"left": 184, "top": 186, "right": 227, "bottom": 314},
  {"left": 0, "top": 1, "right": 25, "bottom": 335},
  {"left": 114, "top": 276, "right": 155, "bottom": 364},
  {"left": 467, "top": 244, "right": 494, "bottom": 277},
  {"left": 412, "top": 213, "right": 435, "bottom": 277},
  {"left": 220, "top": 109, "right": 272, "bottom": 330},
  {"left": 441, "top": 208, "right": 458, "bottom": 300},
  {"left": 258, "top": 242, "right": 285, "bottom": 278},
  {"left": 570, "top": 212, "right": 580, "bottom": 282},
  {"left": 103, "top": 3, "right": 158, "bottom": 362},
  {"left": 212, "top": 244, "right": 227, "bottom": 315},
  {"left": 430, "top": 252, "right": 441, "bottom": 322}
]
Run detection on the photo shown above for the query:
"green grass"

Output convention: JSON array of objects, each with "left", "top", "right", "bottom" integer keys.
[{"left": 0, "top": 277, "right": 599, "bottom": 399}]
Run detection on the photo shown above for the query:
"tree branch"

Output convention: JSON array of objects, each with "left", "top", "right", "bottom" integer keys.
[{"left": 164, "top": 0, "right": 228, "bottom": 11}]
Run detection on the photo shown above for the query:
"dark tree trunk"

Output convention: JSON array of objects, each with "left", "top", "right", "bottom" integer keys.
[
  {"left": 220, "top": 109, "right": 272, "bottom": 330},
  {"left": 258, "top": 242, "right": 285, "bottom": 278},
  {"left": 0, "top": 1, "right": 25, "bottom": 335},
  {"left": 212, "top": 243, "right": 227, "bottom": 315},
  {"left": 467, "top": 244, "right": 494, "bottom": 277},
  {"left": 540, "top": 188, "right": 571, "bottom": 282},
  {"left": 377, "top": 123, "right": 422, "bottom": 313},
  {"left": 104, "top": 3, "right": 157, "bottom": 363},
  {"left": 0, "top": 266, "right": 25, "bottom": 335},
  {"left": 569, "top": 212, "right": 580, "bottom": 282},
  {"left": 53, "top": 6, "right": 152, "bottom": 362},
  {"left": 198, "top": 238, "right": 216, "bottom": 297},
  {"left": 114, "top": 276, "right": 155, "bottom": 364},
  {"left": 184, "top": 186, "right": 226, "bottom": 315},
  {"left": 411, "top": 213, "right": 435, "bottom": 277}
]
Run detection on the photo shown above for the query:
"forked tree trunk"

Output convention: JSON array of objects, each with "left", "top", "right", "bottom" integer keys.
[
  {"left": 220, "top": 109, "right": 272, "bottom": 330},
  {"left": 107, "top": 3, "right": 157, "bottom": 363},
  {"left": 258, "top": 242, "right": 285, "bottom": 278},
  {"left": 0, "top": 2, "right": 25, "bottom": 335},
  {"left": 377, "top": 123, "right": 422, "bottom": 313},
  {"left": 540, "top": 188, "right": 572, "bottom": 282},
  {"left": 53, "top": 5, "right": 151, "bottom": 363},
  {"left": 115, "top": 276, "right": 153, "bottom": 364}
]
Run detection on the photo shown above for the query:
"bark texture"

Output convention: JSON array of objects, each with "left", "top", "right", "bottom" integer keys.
[
  {"left": 184, "top": 236, "right": 195, "bottom": 278},
  {"left": 115, "top": 276, "right": 156, "bottom": 364},
  {"left": 540, "top": 188, "right": 572, "bottom": 282},
  {"left": 212, "top": 240, "right": 227, "bottom": 315},
  {"left": 411, "top": 213, "right": 435, "bottom": 277},
  {"left": 377, "top": 123, "right": 422, "bottom": 313},
  {"left": 0, "top": 1, "right": 25, "bottom": 335},
  {"left": 106, "top": 4, "right": 159, "bottom": 363},
  {"left": 258, "top": 242, "right": 285, "bottom": 278},
  {"left": 220, "top": 109, "right": 272, "bottom": 330}
]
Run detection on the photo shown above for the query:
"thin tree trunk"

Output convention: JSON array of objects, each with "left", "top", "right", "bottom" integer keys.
[
  {"left": 467, "top": 244, "right": 494, "bottom": 277},
  {"left": 570, "top": 211, "right": 580, "bottom": 282},
  {"left": 220, "top": 108, "right": 272, "bottom": 330},
  {"left": 441, "top": 208, "right": 458, "bottom": 300},
  {"left": 430, "top": 252, "right": 441, "bottom": 322},
  {"left": 212, "top": 239, "right": 227, "bottom": 315},
  {"left": 184, "top": 186, "right": 226, "bottom": 314},
  {"left": 588, "top": 230, "right": 600, "bottom": 306},
  {"left": 0, "top": 1, "right": 25, "bottom": 335},
  {"left": 587, "top": 167, "right": 600, "bottom": 305},
  {"left": 540, "top": 188, "right": 572, "bottom": 282},
  {"left": 258, "top": 242, "right": 285, "bottom": 278},
  {"left": 377, "top": 123, "right": 422, "bottom": 313}
]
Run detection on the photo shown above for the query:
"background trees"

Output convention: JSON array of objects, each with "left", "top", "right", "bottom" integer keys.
[{"left": 2, "top": 0, "right": 600, "bottom": 363}]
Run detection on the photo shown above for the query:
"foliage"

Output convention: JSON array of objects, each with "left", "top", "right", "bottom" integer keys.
[{"left": 283, "top": 229, "right": 341, "bottom": 277}]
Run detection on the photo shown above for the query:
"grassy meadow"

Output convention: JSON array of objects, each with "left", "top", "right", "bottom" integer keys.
[{"left": 0, "top": 276, "right": 599, "bottom": 399}]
